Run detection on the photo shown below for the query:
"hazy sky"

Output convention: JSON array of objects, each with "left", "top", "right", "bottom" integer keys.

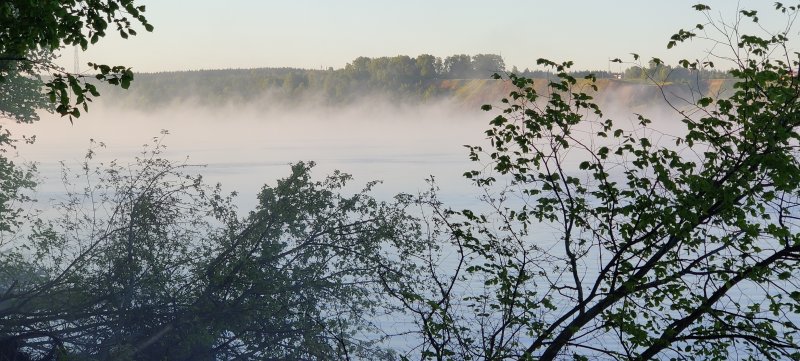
[{"left": 63, "top": 0, "right": 797, "bottom": 73}]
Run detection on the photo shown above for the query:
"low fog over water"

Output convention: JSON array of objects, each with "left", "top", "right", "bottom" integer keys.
[
  {"left": 3, "top": 80, "right": 745, "bottom": 359},
  {"left": 12, "top": 100, "right": 492, "bottom": 211}
]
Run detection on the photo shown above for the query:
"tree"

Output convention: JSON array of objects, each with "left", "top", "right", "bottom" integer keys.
[
  {"left": 391, "top": 3, "right": 800, "bottom": 360},
  {"left": 444, "top": 54, "right": 473, "bottom": 79},
  {"left": 0, "top": 51, "right": 54, "bottom": 124},
  {"left": 471, "top": 54, "right": 506, "bottom": 77},
  {"left": 1, "top": 0, "right": 153, "bottom": 121},
  {"left": 416, "top": 54, "right": 439, "bottom": 80},
  {"left": 282, "top": 71, "right": 309, "bottom": 96},
  {"left": 346, "top": 56, "right": 373, "bottom": 82},
  {"left": 0, "top": 138, "right": 423, "bottom": 360},
  {"left": 0, "top": 0, "right": 152, "bottom": 256}
]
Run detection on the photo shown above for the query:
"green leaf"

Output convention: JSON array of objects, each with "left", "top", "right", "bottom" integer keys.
[{"left": 698, "top": 97, "right": 713, "bottom": 107}]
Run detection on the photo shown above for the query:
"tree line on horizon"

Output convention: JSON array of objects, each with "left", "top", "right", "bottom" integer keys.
[{"left": 99, "top": 53, "right": 733, "bottom": 108}]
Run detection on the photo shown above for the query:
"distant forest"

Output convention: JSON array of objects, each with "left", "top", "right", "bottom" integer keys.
[{"left": 100, "top": 54, "right": 734, "bottom": 108}]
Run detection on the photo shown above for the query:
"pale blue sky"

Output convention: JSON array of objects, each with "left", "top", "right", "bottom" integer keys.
[{"left": 65, "top": 0, "right": 798, "bottom": 73}]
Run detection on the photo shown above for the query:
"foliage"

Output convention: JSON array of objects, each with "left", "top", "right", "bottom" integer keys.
[
  {"left": 94, "top": 56, "right": 736, "bottom": 111},
  {"left": 1, "top": 0, "right": 152, "bottom": 121},
  {"left": 0, "top": 0, "right": 152, "bottom": 254},
  {"left": 0, "top": 135, "right": 36, "bottom": 235},
  {"left": 0, "top": 137, "right": 423, "bottom": 360},
  {"left": 392, "top": 3, "right": 800, "bottom": 360},
  {"left": 96, "top": 53, "right": 509, "bottom": 107},
  {"left": 619, "top": 60, "right": 732, "bottom": 88},
  {"left": 0, "top": 51, "right": 54, "bottom": 125}
]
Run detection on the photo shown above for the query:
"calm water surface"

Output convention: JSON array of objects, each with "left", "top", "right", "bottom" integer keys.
[{"left": 10, "top": 102, "right": 492, "bottom": 211}]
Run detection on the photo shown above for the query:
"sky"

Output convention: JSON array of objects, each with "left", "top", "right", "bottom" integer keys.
[{"left": 62, "top": 0, "right": 798, "bottom": 73}]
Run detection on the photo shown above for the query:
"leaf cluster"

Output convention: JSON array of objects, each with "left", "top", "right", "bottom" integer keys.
[
  {"left": 0, "top": 0, "right": 152, "bottom": 123},
  {"left": 0, "top": 139, "right": 423, "bottom": 360},
  {"left": 394, "top": 3, "right": 800, "bottom": 360}
]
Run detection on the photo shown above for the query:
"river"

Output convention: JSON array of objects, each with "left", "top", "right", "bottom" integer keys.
[{"left": 9, "top": 101, "right": 491, "bottom": 212}]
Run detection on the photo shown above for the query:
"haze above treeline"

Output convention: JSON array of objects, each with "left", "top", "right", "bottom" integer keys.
[{"left": 99, "top": 53, "right": 735, "bottom": 109}]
